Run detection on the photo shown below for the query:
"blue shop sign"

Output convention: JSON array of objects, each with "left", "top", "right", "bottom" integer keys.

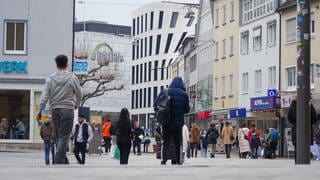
[
  {"left": 0, "top": 60, "right": 27, "bottom": 73},
  {"left": 230, "top": 108, "right": 246, "bottom": 119},
  {"left": 73, "top": 59, "right": 88, "bottom": 75},
  {"left": 250, "top": 96, "right": 279, "bottom": 111}
]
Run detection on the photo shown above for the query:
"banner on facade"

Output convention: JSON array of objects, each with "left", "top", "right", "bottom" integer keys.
[{"left": 250, "top": 96, "right": 280, "bottom": 111}]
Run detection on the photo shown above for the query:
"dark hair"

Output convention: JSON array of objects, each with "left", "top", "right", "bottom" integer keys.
[
  {"left": 241, "top": 124, "right": 246, "bottom": 128},
  {"left": 55, "top": 54, "right": 68, "bottom": 68},
  {"left": 119, "top": 108, "right": 129, "bottom": 119},
  {"left": 251, "top": 124, "right": 256, "bottom": 128}
]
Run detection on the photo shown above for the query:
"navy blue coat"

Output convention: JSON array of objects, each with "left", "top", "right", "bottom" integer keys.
[{"left": 154, "top": 77, "right": 190, "bottom": 128}]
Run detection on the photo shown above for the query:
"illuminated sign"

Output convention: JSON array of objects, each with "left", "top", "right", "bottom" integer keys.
[{"left": 0, "top": 60, "right": 27, "bottom": 73}]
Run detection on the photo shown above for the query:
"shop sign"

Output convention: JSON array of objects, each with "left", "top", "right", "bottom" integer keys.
[
  {"left": 0, "top": 60, "right": 27, "bottom": 73},
  {"left": 229, "top": 108, "right": 246, "bottom": 119},
  {"left": 250, "top": 96, "right": 279, "bottom": 111},
  {"left": 73, "top": 59, "right": 88, "bottom": 74},
  {"left": 197, "top": 111, "right": 211, "bottom": 119},
  {"left": 213, "top": 114, "right": 227, "bottom": 120},
  {"left": 268, "top": 89, "right": 277, "bottom": 96},
  {"left": 281, "top": 95, "right": 293, "bottom": 108}
]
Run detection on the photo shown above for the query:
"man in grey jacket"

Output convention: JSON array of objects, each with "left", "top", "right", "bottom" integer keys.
[{"left": 37, "top": 54, "right": 82, "bottom": 164}]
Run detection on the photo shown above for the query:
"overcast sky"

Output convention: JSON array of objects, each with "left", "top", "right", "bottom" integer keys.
[{"left": 75, "top": 0, "right": 199, "bottom": 26}]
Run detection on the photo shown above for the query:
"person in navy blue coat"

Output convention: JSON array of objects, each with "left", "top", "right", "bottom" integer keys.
[{"left": 154, "top": 77, "right": 190, "bottom": 165}]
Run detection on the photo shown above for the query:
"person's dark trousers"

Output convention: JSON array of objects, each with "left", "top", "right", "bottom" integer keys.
[
  {"left": 44, "top": 141, "right": 55, "bottom": 165},
  {"left": 74, "top": 142, "right": 86, "bottom": 164},
  {"left": 224, "top": 144, "right": 232, "bottom": 158},
  {"left": 117, "top": 138, "right": 131, "bottom": 165},
  {"left": 161, "top": 125, "right": 182, "bottom": 165},
  {"left": 103, "top": 137, "right": 111, "bottom": 153},
  {"left": 52, "top": 108, "right": 74, "bottom": 164},
  {"left": 190, "top": 142, "right": 198, "bottom": 157},
  {"left": 136, "top": 140, "right": 142, "bottom": 154},
  {"left": 241, "top": 152, "right": 249, "bottom": 159},
  {"left": 270, "top": 140, "right": 278, "bottom": 158},
  {"left": 250, "top": 144, "right": 259, "bottom": 159}
]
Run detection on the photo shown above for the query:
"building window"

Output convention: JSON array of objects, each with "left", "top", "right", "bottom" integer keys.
[
  {"left": 158, "top": 11, "right": 164, "bottom": 29},
  {"left": 215, "top": 9, "right": 219, "bottom": 27},
  {"left": 156, "top": 34, "right": 161, "bottom": 55},
  {"left": 141, "top": 15, "right": 144, "bottom": 33},
  {"left": 222, "top": 76, "right": 226, "bottom": 97},
  {"left": 190, "top": 54, "right": 197, "bottom": 72},
  {"left": 132, "top": 66, "right": 135, "bottom": 84},
  {"left": 165, "top": 33, "right": 173, "bottom": 54},
  {"left": 136, "top": 65, "right": 139, "bottom": 84},
  {"left": 242, "top": 72, "right": 249, "bottom": 93},
  {"left": 222, "top": 39, "right": 226, "bottom": 58},
  {"left": 286, "top": 67, "right": 296, "bottom": 88},
  {"left": 255, "top": 69, "right": 262, "bottom": 90},
  {"left": 174, "top": 32, "right": 187, "bottom": 52},
  {"left": 241, "top": 31, "right": 249, "bottom": 55},
  {"left": 148, "top": 87, "right": 151, "bottom": 107},
  {"left": 215, "top": 41, "right": 219, "bottom": 60},
  {"left": 145, "top": 37, "right": 147, "bottom": 57},
  {"left": 0, "top": 90, "right": 30, "bottom": 139},
  {"left": 145, "top": 13, "right": 148, "bottom": 32},
  {"left": 253, "top": 27, "right": 262, "bottom": 51},
  {"left": 154, "top": 60, "right": 158, "bottom": 81},
  {"left": 140, "top": 38, "right": 143, "bottom": 58},
  {"left": 230, "top": 36, "right": 234, "bottom": 56},
  {"left": 137, "top": 17, "right": 140, "bottom": 35},
  {"left": 139, "top": 89, "right": 143, "bottom": 108},
  {"left": 144, "top": 88, "right": 147, "bottom": 108},
  {"left": 311, "top": 12, "right": 315, "bottom": 35},
  {"left": 131, "top": 90, "right": 135, "bottom": 109},
  {"left": 136, "top": 39, "right": 139, "bottom": 59},
  {"left": 148, "top": 61, "right": 152, "bottom": 81},
  {"left": 4, "top": 21, "right": 27, "bottom": 54},
  {"left": 161, "top": 59, "right": 166, "bottom": 80},
  {"left": 132, "top": 19, "right": 136, "bottom": 36},
  {"left": 132, "top": 45, "right": 135, "bottom": 60},
  {"left": 187, "top": 16, "right": 195, "bottom": 26},
  {"left": 268, "top": 66, "right": 276, "bottom": 88},
  {"left": 144, "top": 62, "right": 147, "bottom": 82},
  {"left": 149, "top": 36, "right": 153, "bottom": 56},
  {"left": 223, "top": 5, "right": 226, "bottom": 25},
  {"left": 150, "top": 11, "right": 154, "bottom": 30},
  {"left": 170, "top": 12, "right": 179, "bottom": 28},
  {"left": 311, "top": 64, "right": 315, "bottom": 86},
  {"left": 286, "top": 17, "right": 296, "bottom": 43},
  {"left": 230, "top": 1, "right": 234, "bottom": 21},
  {"left": 135, "top": 90, "right": 139, "bottom": 109},
  {"left": 229, "top": 74, "right": 234, "bottom": 95},
  {"left": 215, "top": 78, "right": 219, "bottom": 97},
  {"left": 153, "top": 87, "right": 158, "bottom": 105},
  {"left": 140, "top": 64, "right": 143, "bottom": 83},
  {"left": 267, "top": 21, "right": 276, "bottom": 46}
]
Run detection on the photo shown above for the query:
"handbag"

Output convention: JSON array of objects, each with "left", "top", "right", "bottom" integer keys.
[
  {"left": 230, "top": 134, "right": 235, "bottom": 141},
  {"left": 241, "top": 129, "right": 248, "bottom": 140}
]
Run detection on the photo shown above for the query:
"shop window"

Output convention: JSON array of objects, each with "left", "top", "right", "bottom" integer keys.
[
  {"left": 4, "top": 21, "right": 27, "bottom": 54},
  {"left": 0, "top": 90, "right": 30, "bottom": 140}
]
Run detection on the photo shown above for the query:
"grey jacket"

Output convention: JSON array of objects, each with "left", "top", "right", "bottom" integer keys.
[{"left": 40, "top": 71, "right": 82, "bottom": 110}]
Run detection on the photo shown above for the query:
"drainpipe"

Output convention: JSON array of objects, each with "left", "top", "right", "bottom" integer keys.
[{"left": 72, "top": 0, "right": 75, "bottom": 72}]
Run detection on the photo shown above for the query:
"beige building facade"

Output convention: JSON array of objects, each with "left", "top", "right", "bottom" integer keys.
[
  {"left": 212, "top": 0, "right": 239, "bottom": 121},
  {"left": 279, "top": 0, "right": 320, "bottom": 112}
]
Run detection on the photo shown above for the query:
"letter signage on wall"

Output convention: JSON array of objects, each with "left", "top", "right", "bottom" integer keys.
[{"left": 0, "top": 60, "right": 28, "bottom": 73}]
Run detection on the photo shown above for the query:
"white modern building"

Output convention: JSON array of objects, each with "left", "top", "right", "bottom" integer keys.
[
  {"left": 238, "top": 0, "right": 280, "bottom": 130},
  {"left": 74, "top": 21, "right": 131, "bottom": 114},
  {"left": 0, "top": 0, "right": 73, "bottom": 145},
  {"left": 130, "top": 1, "right": 198, "bottom": 131},
  {"left": 194, "top": 0, "right": 214, "bottom": 128}
]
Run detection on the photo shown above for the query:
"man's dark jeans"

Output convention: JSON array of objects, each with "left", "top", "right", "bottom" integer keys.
[
  {"left": 74, "top": 142, "right": 86, "bottom": 164},
  {"left": 52, "top": 108, "right": 74, "bottom": 164}
]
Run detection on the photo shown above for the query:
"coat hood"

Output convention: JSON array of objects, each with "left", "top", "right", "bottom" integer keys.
[
  {"left": 169, "top": 77, "right": 186, "bottom": 91},
  {"left": 49, "top": 71, "right": 73, "bottom": 86}
]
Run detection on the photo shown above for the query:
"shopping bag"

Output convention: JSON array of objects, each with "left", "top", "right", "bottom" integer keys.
[{"left": 113, "top": 145, "right": 120, "bottom": 159}]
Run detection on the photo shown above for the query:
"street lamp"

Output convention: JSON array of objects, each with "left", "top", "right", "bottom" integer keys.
[{"left": 78, "top": 0, "right": 86, "bottom": 58}]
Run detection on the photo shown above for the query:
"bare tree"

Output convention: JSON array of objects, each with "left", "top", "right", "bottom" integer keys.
[{"left": 74, "top": 40, "right": 125, "bottom": 106}]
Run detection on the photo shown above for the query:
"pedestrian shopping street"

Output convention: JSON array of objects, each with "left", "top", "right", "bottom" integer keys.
[{"left": 0, "top": 150, "right": 319, "bottom": 180}]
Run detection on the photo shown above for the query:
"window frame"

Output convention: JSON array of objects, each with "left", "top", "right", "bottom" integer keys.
[
  {"left": 267, "top": 21, "right": 276, "bottom": 47},
  {"left": 4, "top": 20, "right": 27, "bottom": 55},
  {"left": 285, "top": 17, "right": 296, "bottom": 43},
  {"left": 241, "top": 31, "right": 249, "bottom": 55}
]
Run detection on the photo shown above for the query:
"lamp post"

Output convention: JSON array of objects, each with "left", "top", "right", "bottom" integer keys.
[{"left": 78, "top": 0, "right": 86, "bottom": 58}]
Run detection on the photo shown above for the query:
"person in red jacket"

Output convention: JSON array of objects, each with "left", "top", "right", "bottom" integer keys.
[
  {"left": 248, "top": 124, "right": 261, "bottom": 159},
  {"left": 102, "top": 115, "right": 112, "bottom": 153}
]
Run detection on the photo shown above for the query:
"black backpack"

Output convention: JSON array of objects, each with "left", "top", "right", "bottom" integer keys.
[{"left": 155, "top": 89, "right": 172, "bottom": 126}]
